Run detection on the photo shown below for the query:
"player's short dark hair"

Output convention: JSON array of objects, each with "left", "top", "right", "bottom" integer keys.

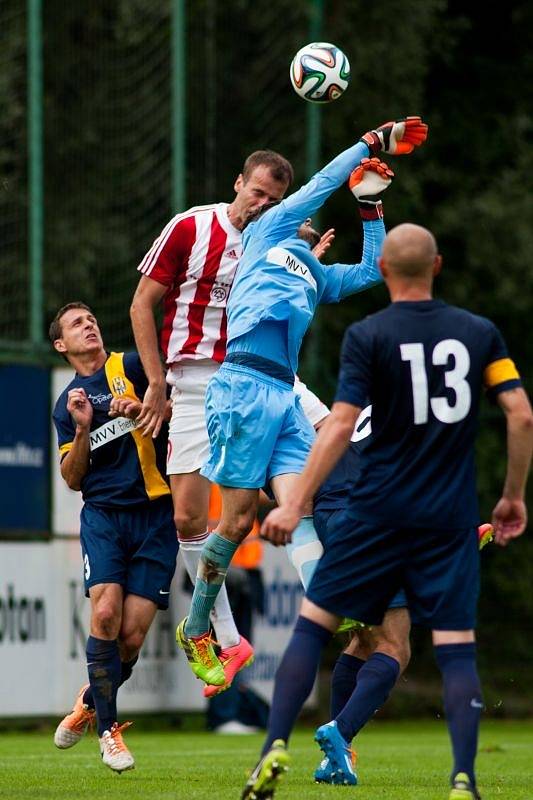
[
  {"left": 48, "top": 301, "right": 94, "bottom": 343},
  {"left": 298, "top": 225, "right": 321, "bottom": 249},
  {"left": 242, "top": 150, "right": 294, "bottom": 186}
]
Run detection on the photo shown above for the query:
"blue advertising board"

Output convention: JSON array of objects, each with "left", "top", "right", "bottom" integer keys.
[{"left": 0, "top": 365, "right": 50, "bottom": 536}]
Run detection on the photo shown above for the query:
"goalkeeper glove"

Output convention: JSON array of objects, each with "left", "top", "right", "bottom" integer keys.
[
  {"left": 349, "top": 157, "right": 394, "bottom": 220},
  {"left": 361, "top": 116, "right": 428, "bottom": 156}
]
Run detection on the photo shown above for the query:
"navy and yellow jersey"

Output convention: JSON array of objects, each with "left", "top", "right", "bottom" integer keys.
[
  {"left": 335, "top": 300, "right": 521, "bottom": 528},
  {"left": 52, "top": 352, "right": 170, "bottom": 508}
]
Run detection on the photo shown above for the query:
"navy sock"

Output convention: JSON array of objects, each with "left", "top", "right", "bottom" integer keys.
[
  {"left": 119, "top": 654, "right": 139, "bottom": 685},
  {"left": 262, "top": 616, "right": 332, "bottom": 754},
  {"left": 83, "top": 654, "right": 139, "bottom": 710},
  {"left": 434, "top": 642, "right": 482, "bottom": 786},
  {"left": 330, "top": 653, "right": 366, "bottom": 718},
  {"left": 336, "top": 651, "right": 400, "bottom": 742},
  {"left": 86, "top": 636, "right": 122, "bottom": 736}
]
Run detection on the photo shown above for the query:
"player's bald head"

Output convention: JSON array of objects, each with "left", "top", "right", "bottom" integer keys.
[{"left": 381, "top": 223, "right": 438, "bottom": 278}]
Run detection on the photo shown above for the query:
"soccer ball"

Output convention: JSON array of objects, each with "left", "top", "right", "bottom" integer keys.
[{"left": 290, "top": 42, "right": 350, "bottom": 103}]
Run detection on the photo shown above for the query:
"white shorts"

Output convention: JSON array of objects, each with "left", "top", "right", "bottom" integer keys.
[
  {"left": 166, "top": 360, "right": 220, "bottom": 475},
  {"left": 293, "top": 375, "right": 330, "bottom": 427},
  {"left": 166, "top": 360, "right": 330, "bottom": 475}
]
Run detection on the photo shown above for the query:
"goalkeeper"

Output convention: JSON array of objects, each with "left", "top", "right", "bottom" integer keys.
[{"left": 176, "top": 117, "right": 429, "bottom": 687}]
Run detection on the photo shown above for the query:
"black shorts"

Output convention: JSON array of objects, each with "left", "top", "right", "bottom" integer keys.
[
  {"left": 307, "top": 513, "right": 479, "bottom": 630},
  {"left": 80, "top": 497, "right": 178, "bottom": 609}
]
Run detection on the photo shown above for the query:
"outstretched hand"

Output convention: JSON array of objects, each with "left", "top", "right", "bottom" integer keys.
[
  {"left": 313, "top": 228, "right": 335, "bottom": 261},
  {"left": 361, "top": 116, "right": 428, "bottom": 156}
]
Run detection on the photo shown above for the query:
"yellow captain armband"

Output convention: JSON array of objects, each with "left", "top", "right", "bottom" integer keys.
[
  {"left": 59, "top": 442, "right": 73, "bottom": 460},
  {"left": 484, "top": 358, "right": 520, "bottom": 390}
]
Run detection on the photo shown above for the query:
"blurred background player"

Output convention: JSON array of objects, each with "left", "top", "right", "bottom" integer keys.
[
  {"left": 177, "top": 117, "right": 428, "bottom": 688},
  {"left": 130, "top": 151, "right": 294, "bottom": 690},
  {"left": 311, "top": 403, "right": 494, "bottom": 784},
  {"left": 311, "top": 402, "right": 411, "bottom": 783},
  {"left": 249, "top": 223, "right": 533, "bottom": 800},
  {"left": 50, "top": 303, "right": 178, "bottom": 773}
]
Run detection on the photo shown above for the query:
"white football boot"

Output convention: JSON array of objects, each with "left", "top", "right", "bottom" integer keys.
[{"left": 99, "top": 721, "right": 135, "bottom": 773}]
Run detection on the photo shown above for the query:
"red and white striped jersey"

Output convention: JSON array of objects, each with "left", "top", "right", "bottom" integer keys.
[{"left": 137, "top": 202, "right": 242, "bottom": 364}]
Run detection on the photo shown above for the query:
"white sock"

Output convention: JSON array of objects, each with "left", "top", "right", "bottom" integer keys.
[
  {"left": 285, "top": 516, "right": 324, "bottom": 590},
  {"left": 178, "top": 532, "right": 240, "bottom": 649}
]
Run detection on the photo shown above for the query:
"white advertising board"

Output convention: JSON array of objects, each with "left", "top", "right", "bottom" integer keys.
[
  {"left": 0, "top": 539, "right": 306, "bottom": 716},
  {"left": 0, "top": 366, "right": 311, "bottom": 717},
  {"left": 51, "top": 366, "right": 84, "bottom": 536}
]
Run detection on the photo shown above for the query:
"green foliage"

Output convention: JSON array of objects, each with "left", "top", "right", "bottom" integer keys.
[{"left": 0, "top": 3, "right": 29, "bottom": 345}]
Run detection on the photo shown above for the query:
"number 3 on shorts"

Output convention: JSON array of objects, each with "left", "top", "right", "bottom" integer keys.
[{"left": 400, "top": 338, "right": 471, "bottom": 425}]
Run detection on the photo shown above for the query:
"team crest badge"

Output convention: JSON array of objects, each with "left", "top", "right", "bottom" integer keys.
[
  {"left": 111, "top": 376, "right": 127, "bottom": 396},
  {"left": 210, "top": 282, "right": 229, "bottom": 303}
]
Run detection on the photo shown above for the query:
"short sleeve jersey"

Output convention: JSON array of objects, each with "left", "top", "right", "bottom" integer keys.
[
  {"left": 335, "top": 300, "right": 522, "bottom": 528},
  {"left": 137, "top": 203, "right": 242, "bottom": 364},
  {"left": 52, "top": 352, "right": 170, "bottom": 508}
]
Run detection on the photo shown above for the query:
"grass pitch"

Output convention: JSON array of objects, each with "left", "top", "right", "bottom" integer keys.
[{"left": 0, "top": 720, "right": 532, "bottom": 799}]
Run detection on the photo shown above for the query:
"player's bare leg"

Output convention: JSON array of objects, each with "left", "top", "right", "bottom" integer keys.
[
  {"left": 172, "top": 472, "right": 252, "bottom": 688},
  {"left": 348, "top": 608, "right": 411, "bottom": 671},
  {"left": 173, "top": 472, "right": 244, "bottom": 646},
  {"left": 89, "top": 582, "right": 124, "bottom": 639},
  {"left": 118, "top": 594, "right": 158, "bottom": 662},
  {"left": 177, "top": 487, "right": 258, "bottom": 685},
  {"left": 171, "top": 471, "right": 211, "bottom": 540},
  {"left": 96, "top": 594, "right": 157, "bottom": 773},
  {"left": 216, "top": 486, "right": 260, "bottom": 543},
  {"left": 93, "top": 591, "right": 160, "bottom": 772}
]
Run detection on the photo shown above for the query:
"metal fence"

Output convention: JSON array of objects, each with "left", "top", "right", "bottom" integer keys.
[{"left": 0, "top": 0, "right": 322, "bottom": 363}]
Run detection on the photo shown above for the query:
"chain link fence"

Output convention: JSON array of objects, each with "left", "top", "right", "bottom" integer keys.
[{"left": 0, "top": 0, "right": 315, "bottom": 360}]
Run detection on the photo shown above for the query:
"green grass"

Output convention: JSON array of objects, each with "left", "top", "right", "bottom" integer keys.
[{"left": 0, "top": 720, "right": 532, "bottom": 799}]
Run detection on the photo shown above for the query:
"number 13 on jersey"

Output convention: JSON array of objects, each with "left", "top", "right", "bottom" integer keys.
[{"left": 400, "top": 339, "right": 471, "bottom": 425}]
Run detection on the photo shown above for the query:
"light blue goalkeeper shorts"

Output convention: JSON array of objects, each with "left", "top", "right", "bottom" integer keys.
[{"left": 200, "top": 361, "right": 315, "bottom": 488}]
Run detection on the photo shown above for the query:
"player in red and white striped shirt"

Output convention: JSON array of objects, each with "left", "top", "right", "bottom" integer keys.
[{"left": 130, "top": 151, "right": 294, "bottom": 688}]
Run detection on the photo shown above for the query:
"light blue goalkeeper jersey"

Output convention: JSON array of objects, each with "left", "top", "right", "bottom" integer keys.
[{"left": 226, "top": 140, "right": 384, "bottom": 374}]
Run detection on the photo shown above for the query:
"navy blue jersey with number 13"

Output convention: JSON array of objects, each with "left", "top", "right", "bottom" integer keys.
[{"left": 335, "top": 299, "right": 522, "bottom": 529}]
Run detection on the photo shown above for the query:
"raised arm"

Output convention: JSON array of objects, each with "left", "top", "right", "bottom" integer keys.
[
  {"left": 320, "top": 157, "right": 393, "bottom": 302},
  {"left": 252, "top": 116, "right": 428, "bottom": 243},
  {"left": 279, "top": 141, "right": 371, "bottom": 225}
]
